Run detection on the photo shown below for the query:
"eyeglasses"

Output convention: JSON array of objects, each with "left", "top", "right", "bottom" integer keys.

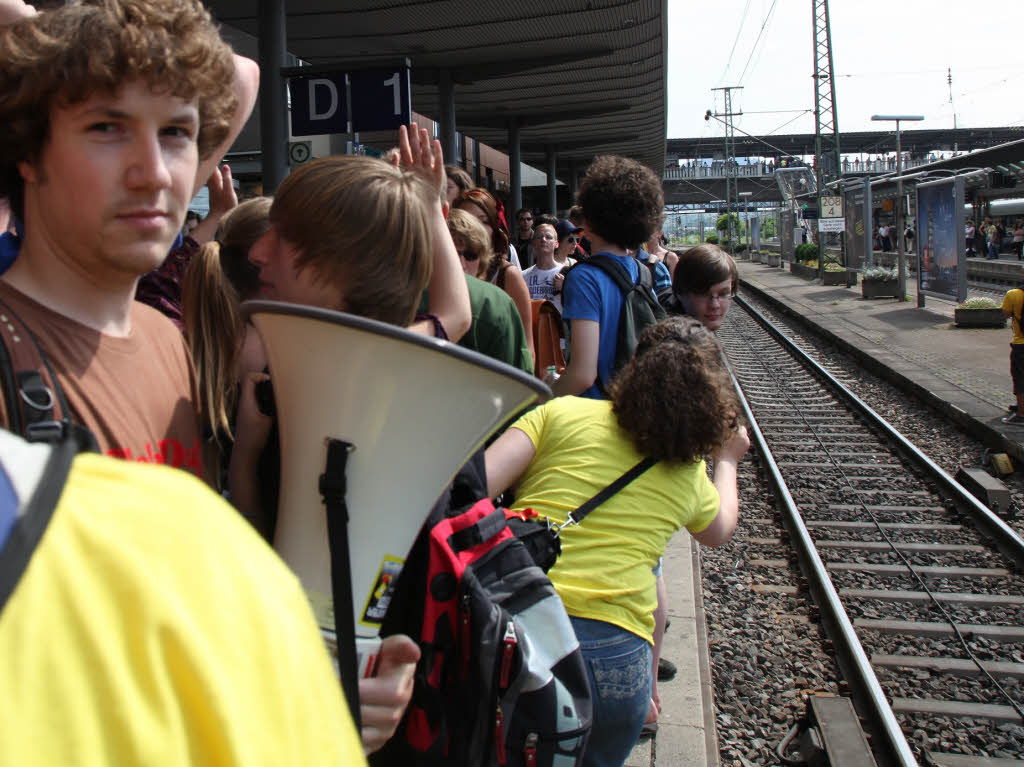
[
  {"left": 691, "top": 290, "right": 735, "bottom": 304},
  {"left": 456, "top": 249, "right": 481, "bottom": 261},
  {"left": 565, "top": 236, "right": 580, "bottom": 243},
  {"left": 517, "top": 216, "right": 533, "bottom": 222}
]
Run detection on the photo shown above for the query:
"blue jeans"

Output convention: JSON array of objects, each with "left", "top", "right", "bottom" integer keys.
[
  {"left": 571, "top": 616, "right": 652, "bottom": 767},
  {"left": 989, "top": 242, "right": 999, "bottom": 259}
]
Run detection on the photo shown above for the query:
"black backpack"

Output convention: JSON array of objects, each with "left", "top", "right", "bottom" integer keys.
[
  {"left": 370, "top": 453, "right": 593, "bottom": 767},
  {"left": 570, "top": 255, "right": 666, "bottom": 393}
]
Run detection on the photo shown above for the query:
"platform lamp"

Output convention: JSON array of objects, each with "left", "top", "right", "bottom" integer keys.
[
  {"left": 871, "top": 114, "right": 924, "bottom": 302},
  {"left": 739, "top": 191, "right": 752, "bottom": 258}
]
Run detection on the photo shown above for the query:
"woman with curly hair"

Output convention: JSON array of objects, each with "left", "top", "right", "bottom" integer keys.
[
  {"left": 453, "top": 188, "right": 534, "bottom": 362},
  {"left": 485, "top": 316, "right": 749, "bottom": 767}
]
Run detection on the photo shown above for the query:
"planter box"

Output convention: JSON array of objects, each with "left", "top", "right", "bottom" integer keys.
[
  {"left": 954, "top": 307, "right": 1006, "bottom": 328},
  {"left": 861, "top": 279, "right": 900, "bottom": 299},
  {"left": 767, "top": 255, "right": 781, "bottom": 267},
  {"left": 823, "top": 270, "right": 853, "bottom": 286},
  {"left": 790, "top": 262, "right": 818, "bottom": 280},
  {"left": 750, "top": 251, "right": 763, "bottom": 263}
]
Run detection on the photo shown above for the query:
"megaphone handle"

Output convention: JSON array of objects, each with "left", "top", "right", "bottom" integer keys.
[{"left": 320, "top": 439, "right": 362, "bottom": 731}]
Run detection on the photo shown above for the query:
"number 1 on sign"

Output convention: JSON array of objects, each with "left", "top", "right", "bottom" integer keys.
[{"left": 383, "top": 73, "right": 400, "bottom": 115}]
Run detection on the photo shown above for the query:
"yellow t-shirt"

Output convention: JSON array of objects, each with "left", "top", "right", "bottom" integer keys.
[
  {"left": 1002, "top": 289, "right": 1024, "bottom": 344},
  {"left": 0, "top": 451, "right": 365, "bottom": 767},
  {"left": 510, "top": 397, "right": 719, "bottom": 643}
]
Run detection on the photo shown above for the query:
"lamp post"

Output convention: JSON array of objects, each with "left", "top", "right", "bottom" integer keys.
[
  {"left": 871, "top": 114, "right": 924, "bottom": 302},
  {"left": 739, "top": 191, "right": 752, "bottom": 257}
]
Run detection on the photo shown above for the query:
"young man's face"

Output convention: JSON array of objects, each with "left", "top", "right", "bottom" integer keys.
[
  {"left": 680, "top": 278, "right": 734, "bottom": 331},
  {"left": 516, "top": 211, "right": 533, "bottom": 235},
  {"left": 532, "top": 224, "right": 557, "bottom": 260},
  {"left": 249, "top": 225, "right": 344, "bottom": 309},
  {"left": 18, "top": 80, "right": 199, "bottom": 283}
]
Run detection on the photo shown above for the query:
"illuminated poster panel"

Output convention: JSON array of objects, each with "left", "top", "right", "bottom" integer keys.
[
  {"left": 916, "top": 177, "right": 966, "bottom": 303},
  {"left": 843, "top": 181, "right": 872, "bottom": 269},
  {"left": 780, "top": 210, "right": 795, "bottom": 262}
]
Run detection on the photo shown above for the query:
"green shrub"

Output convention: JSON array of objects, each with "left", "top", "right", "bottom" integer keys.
[
  {"left": 734, "top": 243, "right": 748, "bottom": 253},
  {"left": 824, "top": 263, "right": 845, "bottom": 272},
  {"left": 794, "top": 243, "right": 818, "bottom": 262},
  {"left": 704, "top": 233, "right": 719, "bottom": 244}
]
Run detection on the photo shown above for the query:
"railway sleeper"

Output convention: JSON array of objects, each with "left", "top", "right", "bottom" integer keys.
[
  {"left": 855, "top": 619, "right": 1024, "bottom": 643},
  {"left": 891, "top": 697, "right": 1023, "bottom": 724},
  {"left": 871, "top": 654, "right": 1024, "bottom": 680}
]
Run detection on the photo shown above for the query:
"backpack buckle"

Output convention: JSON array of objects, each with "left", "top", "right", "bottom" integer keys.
[{"left": 25, "top": 420, "right": 67, "bottom": 443}]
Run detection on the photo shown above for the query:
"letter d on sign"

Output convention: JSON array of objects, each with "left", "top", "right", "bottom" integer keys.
[
  {"left": 288, "top": 73, "right": 349, "bottom": 136},
  {"left": 309, "top": 78, "right": 338, "bottom": 120}
]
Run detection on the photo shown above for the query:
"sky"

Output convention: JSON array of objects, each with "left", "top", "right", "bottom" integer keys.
[{"left": 666, "top": 0, "right": 1024, "bottom": 150}]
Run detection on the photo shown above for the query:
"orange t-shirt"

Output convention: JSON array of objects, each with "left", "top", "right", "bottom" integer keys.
[{"left": 0, "top": 281, "right": 203, "bottom": 478}]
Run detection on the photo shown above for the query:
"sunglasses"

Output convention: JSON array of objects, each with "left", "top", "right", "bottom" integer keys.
[
  {"left": 565, "top": 236, "right": 580, "bottom": 243},
  {"left": 456, "top": 249, "right": 481, "bottom": 261}
]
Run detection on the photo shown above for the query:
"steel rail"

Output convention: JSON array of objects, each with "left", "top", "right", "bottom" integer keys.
[
  {"left": 734, "top": 293, "right": 1024, "bottom": 570},
  {"left": 721, "top": 352, "right": 919, "bottom": 767}
]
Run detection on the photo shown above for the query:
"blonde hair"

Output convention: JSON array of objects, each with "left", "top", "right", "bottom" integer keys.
[
  {"left": 270, "top": 156, "right": 435, "bottom": 326},
  {"left": 182, "top": 198, "right": 271, "bottom": 441},
  {"left": 447, "top": 208, "right": 492, "bottom": 279}
]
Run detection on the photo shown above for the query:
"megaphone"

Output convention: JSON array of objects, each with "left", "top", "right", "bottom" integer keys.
[{"left": 242, "top": 301, "right": 548, "bottom": 715}]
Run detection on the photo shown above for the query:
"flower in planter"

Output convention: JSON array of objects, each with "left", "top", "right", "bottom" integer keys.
[
  {"left": 824, "top": 263, "right": 845, "bottom": 272},
  {"left": 862, "top": 266, "right": 898, "bottom": 282},
  {"left": 957, "top": 297, "right": 999, "bottom": 309}
]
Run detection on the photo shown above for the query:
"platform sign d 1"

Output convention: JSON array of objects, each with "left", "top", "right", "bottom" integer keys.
[
  {"left": 289, "top": 74, "right": 349, "bottom": 136},
  {"left": 916, "top": 176, "right": 966, "bottom": 304},
  {"left": 350, "top": 68, "right": 411, "bottom": 132}
]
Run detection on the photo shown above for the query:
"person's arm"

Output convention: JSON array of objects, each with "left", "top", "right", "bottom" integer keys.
[
  {"left": 0, "top": 0, "right": 33, "bottom": 23},
  {"left": 358, "top": 634, "right": 420, "bottom": 755},
  {"left": 484, "top": 427, "right": 537, "bottom": 498},
  {"left": 188, "top": 164, "right": 238, "bottom": 246},
  {"left": 692, "top": 425, "right": 750, "bottom": 547},
  {"left": 396, "top": 124, "right": 471, "bottom": 342},
  {"left": 228, "top": 371, "right": 274, "bottom": 537},
  {"left": 193, "top": 55, "right": 259, "bottom": 197},
  {"left": 501, "top": 266, "right": 535, "bottom": 363},
  {"left": 551, "top": 319, "right": 599, "bottom": 396}
]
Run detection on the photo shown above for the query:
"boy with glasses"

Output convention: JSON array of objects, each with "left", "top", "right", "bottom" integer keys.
[
  {"left": 666, "top": 245, "right": 737, "bottom": 331},
  {"left": 522, "top": 214, "right": 564, "bottom": 311}
]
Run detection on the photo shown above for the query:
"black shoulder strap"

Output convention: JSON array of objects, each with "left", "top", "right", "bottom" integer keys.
[
  {"left": 319, "top": 438, "right": 362, "bottom": 732},
  {"left": 564, "top": 456, "right": 658, "bottom": 528},
  {"left": 0, "top": 435, "right": 79, "bottom": 616},
  {"left": 0, "top": 296, "right": 99, "bottom": 451},
  {"left": 583, "top": 254, "right": 637, "bottom": 295}
]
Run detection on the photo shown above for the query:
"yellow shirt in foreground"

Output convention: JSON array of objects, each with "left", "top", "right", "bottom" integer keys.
[
  {"left": 1002, "top": 288, "right": 1024, "bottom": 344},
  {"left": 511, "top": 397, "right": 719, "bottom": 643},
  {"left": 0, "top": 452, "right": 364, "bottom": 766}
]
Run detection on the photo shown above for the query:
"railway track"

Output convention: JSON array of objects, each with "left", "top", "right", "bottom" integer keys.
[{"left": 712, "top": 294, "right": 1024, "bottom": 766}]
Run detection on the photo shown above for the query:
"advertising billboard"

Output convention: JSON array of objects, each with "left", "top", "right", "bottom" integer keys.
[
  {"left": 843, "top": 181, "right": 872, "bottom": 270},
  {"left": 916, "top": 177, "right": 966, "bottom": 303}
]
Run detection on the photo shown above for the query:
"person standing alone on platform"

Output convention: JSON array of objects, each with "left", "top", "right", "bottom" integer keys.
[
  {"left": 1012, "top": 219, "right": 1024, "bottom": 261},
  {"left": 1001, "top": 285, "right": 1024, "bottom": 424}
]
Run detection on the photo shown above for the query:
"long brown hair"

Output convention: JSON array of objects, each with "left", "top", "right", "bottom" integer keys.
[{"left": 182, "top": 197, "right": 269, "bottom": 441}]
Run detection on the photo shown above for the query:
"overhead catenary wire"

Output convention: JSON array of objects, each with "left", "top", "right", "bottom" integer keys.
[
  {"left": 737, "top": 0, "right": 780, "bottom": 85},
  {"left": 719, "top": 0, "right": 754, "bottom": 84}
]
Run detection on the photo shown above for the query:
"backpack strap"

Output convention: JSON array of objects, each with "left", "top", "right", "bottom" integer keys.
[
  {"left": 558, "top": 456, "right": 658, "bottom": 531},
  {"left": 0, "top": 434, "right": 79, "bottom": 616},
  {"left": 0, "top": 296, "right": 98, "bottom": 449},
  {"left": 319, "top": 438, "right": 362, "bottom": 731}
]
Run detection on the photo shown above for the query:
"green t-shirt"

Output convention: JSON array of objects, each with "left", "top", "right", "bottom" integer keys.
[
  {"left": 419, "top": 275, "right": 533, "bottom": 374},
  {"left": 509, "top": 397, "right": 719, "bottom": 643}
]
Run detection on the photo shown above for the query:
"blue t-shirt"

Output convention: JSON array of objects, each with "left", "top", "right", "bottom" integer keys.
[
  {"left": 561, "top": 252, "right": 640, "bottom": 399},
  {"left": 636, "top": 249, "right": 672, "bottom": 296}
]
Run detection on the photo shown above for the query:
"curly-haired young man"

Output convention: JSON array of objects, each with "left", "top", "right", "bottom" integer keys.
[
  {"left": 552, "top": 155, "right": 664, "bottom": 398},
  {"left": 0, "top": 0, "right": 257, "bottom": 475}
]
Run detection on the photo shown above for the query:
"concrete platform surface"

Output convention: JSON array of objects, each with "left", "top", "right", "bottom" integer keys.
[{"left": 736, "top": 259, "right": 1024, "bottom": 461}]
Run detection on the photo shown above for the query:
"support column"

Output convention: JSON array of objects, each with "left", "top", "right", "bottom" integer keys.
[
  {"left": 258, "top": 0, "right": 288, "bottom": 193},
  {"left": 568, "top": 157, "right": 579, "bottom": 204},
  {"left": 546, "top": 145, "right": 557, "bottom": 215},
  {"left": 438, "top": 69, "right": 457, "bottom": 166},
  {"left": 508, "top": 119, "right": 522, "bottom": 213},
  {"left": 472, "top": 139, "right": 482, "bottom": 185}
]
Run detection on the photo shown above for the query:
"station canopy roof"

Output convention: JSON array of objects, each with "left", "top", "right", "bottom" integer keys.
[{"left": 206, "top": 0, "right": 668, "bottom": 178}]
